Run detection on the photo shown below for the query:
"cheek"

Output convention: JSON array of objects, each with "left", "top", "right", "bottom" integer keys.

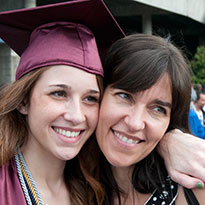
[
  {"left": 98, "top": 97, "right": 121, "bottom": 125},
  {"left": 97, "top": 106, "right": 111, "bottom": 132},
  {"left": 27, "top": 106, "right": 52, "bottom": 129},
  {"left": 28, "top": 98, "right": 62, "bottom": 125},
  {"left": 96, "top": 105, "right": 117, "bottom": 150},
  {"left": 96, "top": 108, "right": 107, "bottom": 145},
  {"left": 86, "top": 106, "right": 99, "bottom": 130},
  {"left": 148, "top": 120, "right": 170, "bottom": 143}
]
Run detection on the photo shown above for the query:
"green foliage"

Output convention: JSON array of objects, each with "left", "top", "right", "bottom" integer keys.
[{"left": 190, "top": 46, "right": 205, "bottom": 85}]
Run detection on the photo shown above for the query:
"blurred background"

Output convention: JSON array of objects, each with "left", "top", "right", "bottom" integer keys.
[{"left": 0, "top": 0, "right": 205, "bottom": 87}]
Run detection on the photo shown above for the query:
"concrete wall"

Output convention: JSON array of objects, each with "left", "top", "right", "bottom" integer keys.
[
  {"left": 0, "top": 44, "right": 19, "bottom": 84},
  {"left": 0, "top": 0, "right": 35, "bottom": 11},
  {"left": 0, "top": 0, "right": 36, "bottom": 84},
  {"left": 107, "top": 0, "right": 205, "bottom": 54},
  {"left": 134, "top": 0, "right": 205, "bottom": 24}
]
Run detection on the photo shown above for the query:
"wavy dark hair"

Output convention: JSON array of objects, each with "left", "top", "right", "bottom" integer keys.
[{"left": 99, "top": 34, "right": 192, "bottom": 204}]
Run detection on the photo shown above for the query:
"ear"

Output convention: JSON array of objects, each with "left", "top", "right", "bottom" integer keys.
[{"left": 17, "top": 103, "right": 28, "bottom": 115}]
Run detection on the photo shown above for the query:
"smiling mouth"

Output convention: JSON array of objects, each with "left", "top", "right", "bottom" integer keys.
[
  {"left": 113, "top": 130, "right": 143, "bottom": 144},
  {"left": 53, "top": 127, "right": 82, "bottom": 138}
]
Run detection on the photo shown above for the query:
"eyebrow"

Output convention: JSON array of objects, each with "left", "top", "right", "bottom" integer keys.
[
  {"left": 49, "top": 84, "right": 68, "bottom": 89},
  {"left": 49, "top": 84, "right": 100, "bottom": 94},
  {"left": 154, "top": 99, "right": 172, "bottom": 108}
]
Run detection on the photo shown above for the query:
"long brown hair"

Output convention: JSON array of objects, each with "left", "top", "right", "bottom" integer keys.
[
  {"left": 0, "top": 67, "right": 104, "bottom": 204},
  {"left": 0, "top": 68, "right": 45, "bottom": 165}
]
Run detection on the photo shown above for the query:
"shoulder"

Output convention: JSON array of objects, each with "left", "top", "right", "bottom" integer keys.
[
  {"left": 0, "top": 157, "right": 17, "bottom": 173},
  {"left": 0, "top": 157, "right": 18, "bottom": 184},
  {"left": 192, "top": 187, "right": 205, "bottom": 204},
  {"left": 174, "top": 186, "right": 187, "bottom": 205},
  {"left": 0, "top": 157, "right": 27, "bottom": 204},
  {"left": 175, "top": 185, "right": 205, "bottom": 205},
  {"left": 189, "top": 109, "right": 197, "bottom": 117}
]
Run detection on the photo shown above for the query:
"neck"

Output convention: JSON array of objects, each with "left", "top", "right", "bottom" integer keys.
[
  {"left": 111, "top": 165, "right": 151, "bottom": 205},
  {"left": 20, "top": 137, "right": 70, "bottom": 204},
  {"left": 112, "top": 165, "right": 134, "bottom": 205},
  {"left": 112, "top": 165, "right": 134, "bottom": 192},
  {"left": 21, "top": 141, "right": 66, "bottom": 190}
]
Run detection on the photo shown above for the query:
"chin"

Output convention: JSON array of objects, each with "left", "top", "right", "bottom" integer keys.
[
  {"left": 105, "top": 152, "right": 138, "bottom": 167},
  {"left": 106, "top": 155, "right": 126, "bottom": 167},
  {"left": 59, "top": 149, "right": 81, "bottom": 161}
]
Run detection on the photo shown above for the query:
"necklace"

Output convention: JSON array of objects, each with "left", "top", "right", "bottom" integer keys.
[
  {"left": 132, "top": 186, "right": 135, "bottom": 205},
  {"left": 15, "top": 152, "right": 45, "bottom": 205}
]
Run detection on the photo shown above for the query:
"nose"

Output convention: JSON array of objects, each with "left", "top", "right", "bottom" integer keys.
[
  {"left": 63, "top": 99, "right": 86, "bottom": 125},
  {"left": 124, "top": 106, "right": 145, "bottom": 132}
]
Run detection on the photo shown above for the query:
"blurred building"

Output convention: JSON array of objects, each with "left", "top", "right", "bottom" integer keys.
[
  {"left": 0, "top": 0, "right": 205, "bottom": 85},
  {"left": 0, "top": 0, "right": 36, "bottom": 86}
]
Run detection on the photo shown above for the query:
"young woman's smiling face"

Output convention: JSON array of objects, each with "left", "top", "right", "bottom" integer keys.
[
  {"left": 19, "top": 65, "right": 100, "bottom": 161},
  {"left": 96, "top": 73, "right": 172, "bottom": 168}
]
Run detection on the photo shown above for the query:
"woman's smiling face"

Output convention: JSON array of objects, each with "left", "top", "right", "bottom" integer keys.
[
  {"left": 19, "top": 65, "right": 100, "bottom": 161},
  {"left": 96, "top": 73, "right": 172, "bottom": 168}
]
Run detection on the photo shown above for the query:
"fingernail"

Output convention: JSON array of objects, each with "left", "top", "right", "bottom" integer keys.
[{"left": 196, "top": 182, "right": 203, "bottom": 189}]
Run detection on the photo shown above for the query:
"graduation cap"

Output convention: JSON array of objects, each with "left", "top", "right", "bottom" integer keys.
[{"left": 0, "top": 0, "right": 125, "bottom": 79}]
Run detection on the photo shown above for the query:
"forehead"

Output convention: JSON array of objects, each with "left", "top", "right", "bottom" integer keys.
[
  {"left": 36, "top": 65, "right": 99, "bottom": 89},
  {"left": 136, "top": 73, "right": 172, "bottom": 102}
]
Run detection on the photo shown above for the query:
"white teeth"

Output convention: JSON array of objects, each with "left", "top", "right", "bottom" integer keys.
[
  {"left": 54, "top": 128, "right": 80, "bottom": 138},
  {"left": 114, "top": 131, "right": 140, "bottom": 144},
  {"left": 122, "top": 136, "right": 128, "bottom": 142},
  {"left": 114, "top": 131, "right": 122, "bottom": 139},
  {"left": 127, "top": 139, "right": 133, "bottom": 144}
]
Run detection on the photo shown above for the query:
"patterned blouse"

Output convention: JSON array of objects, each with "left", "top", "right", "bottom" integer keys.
[{"left": 145, "top": 176, "right": 178, "bottom": 205}]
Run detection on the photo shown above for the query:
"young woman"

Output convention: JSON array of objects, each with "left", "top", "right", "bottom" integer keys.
[
  {"left": 0, "top": 24, "right": 102, "bottom": 205},
  {"left": 0, "top": 0, "right": 124, "bottom": 204},
  {"left": 96, "top": 34, "right": 205, "bottom": 204}
]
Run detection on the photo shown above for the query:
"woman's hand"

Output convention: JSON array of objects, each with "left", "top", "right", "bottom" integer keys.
[{"left": 158, "top": 129, "right": 205, "bottom": 188}]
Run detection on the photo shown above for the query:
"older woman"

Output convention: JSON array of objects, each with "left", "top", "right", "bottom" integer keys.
[{"left": 96, "top": 34, "right": 204, "bottom": 204}]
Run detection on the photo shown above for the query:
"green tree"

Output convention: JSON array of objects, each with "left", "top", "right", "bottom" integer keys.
[{"left": 190, "top": 46, "right": 205, "bottom": 85}]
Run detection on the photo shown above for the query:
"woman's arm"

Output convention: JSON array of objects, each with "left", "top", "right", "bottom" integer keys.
[{"left": 158, "top": 129, "right": 205, "bottom": 188}]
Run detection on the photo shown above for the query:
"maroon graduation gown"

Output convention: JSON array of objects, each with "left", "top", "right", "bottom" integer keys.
[{"left": 0, "top": 157, "right": 27, "bottom": 204}]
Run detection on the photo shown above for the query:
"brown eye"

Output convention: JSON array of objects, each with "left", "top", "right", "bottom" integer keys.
[
  {"left": 84, "top": 96, "right": 99, "bottom": 103},
  {"left": 51, "top": 90, "right": 66, "bottom": 97}
]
